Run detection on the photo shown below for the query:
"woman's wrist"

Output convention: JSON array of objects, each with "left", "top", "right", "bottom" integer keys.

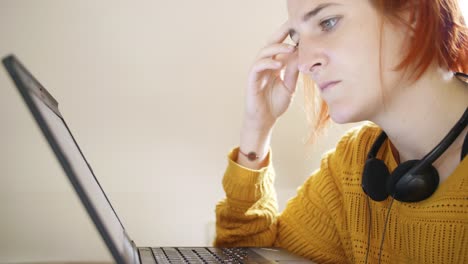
[{"left": 238, "top": 123, "right": 272, "bottom": 169}]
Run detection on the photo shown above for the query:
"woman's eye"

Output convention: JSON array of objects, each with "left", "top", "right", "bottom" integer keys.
[{"left": 320, "top": 17, "right": 340, "bottom": 32}]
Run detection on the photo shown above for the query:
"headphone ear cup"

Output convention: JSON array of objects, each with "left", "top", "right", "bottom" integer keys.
[
  {"left": 387, "top": 160, "right": 440, "bottom": 202},
  {"left": 362, "top": 158, "right": 391, "bottom": 201},
  {"left": 386, "top": 160, "right": 419, "bottom": 194}
]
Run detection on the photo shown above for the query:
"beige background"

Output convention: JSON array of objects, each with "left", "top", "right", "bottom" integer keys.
[{"left": 1, "top": 1, "right": 466, "bottom": 263}]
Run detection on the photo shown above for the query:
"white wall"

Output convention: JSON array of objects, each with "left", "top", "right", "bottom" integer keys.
[{"left": 0, "top": 1, "right": 363, "bottom": 263}]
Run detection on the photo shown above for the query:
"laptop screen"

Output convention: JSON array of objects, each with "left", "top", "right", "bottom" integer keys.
[{"left": 4, "top": 56, "right": 135, "bottom": 264}]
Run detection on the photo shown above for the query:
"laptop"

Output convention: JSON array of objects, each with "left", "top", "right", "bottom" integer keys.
[{"left": 2, "top": 54, "right": 315, "bottom": 264}]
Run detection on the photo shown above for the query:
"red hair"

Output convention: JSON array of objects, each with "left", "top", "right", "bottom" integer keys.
[{"left": 304, "top": 0, "right": 468, "bottom": 143}]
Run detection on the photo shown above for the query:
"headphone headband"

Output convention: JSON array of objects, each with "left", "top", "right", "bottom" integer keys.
[
  {"left": 369, "top": 107, "right": 467, "bottom": 169},
  {"left": 454, "top": 72, "right": 468, "bottom": 79},
  {"left": 362, "top": 107, "right": 467, "bottom": 203},
  {"left": 409, "top": 107, "right": 468, "bottom": 174},
  {"left": 367, "top": 131, "right": 388, "bottom": 159}
]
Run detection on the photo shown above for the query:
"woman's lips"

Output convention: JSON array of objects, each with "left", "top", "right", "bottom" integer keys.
[{"left": 319, "top": 80, "right": 341, "bottom": 91}]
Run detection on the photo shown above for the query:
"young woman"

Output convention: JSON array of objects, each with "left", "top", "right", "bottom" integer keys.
[{"left": 215, "top": 0, "right": 468, "bottom": 263}]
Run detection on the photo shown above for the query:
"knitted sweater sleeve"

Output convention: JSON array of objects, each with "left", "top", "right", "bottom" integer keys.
[
  {"left": 214, "top": 131, "right": 356, "bottom": 263},
  {"left": 214, "top": 147, "right": 279, "bottom": 247}
]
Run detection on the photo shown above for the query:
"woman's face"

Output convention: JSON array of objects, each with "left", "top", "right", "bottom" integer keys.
[{"left": 287, "top": 0, "right": 411, "bottom": 123}]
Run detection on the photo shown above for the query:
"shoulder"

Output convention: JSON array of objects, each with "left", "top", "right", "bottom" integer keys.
[
  {"left": 326, "top": 122, "right": 383, "bottom": 174},
  {"left": 294, "top": 123, "right": 384, "bottom": 216},
  {"left": 297, "top": 122, "right": 383, "bottom": 206},
  {"left": 302, "top": 122, "right": 383, "bottom": 189}
]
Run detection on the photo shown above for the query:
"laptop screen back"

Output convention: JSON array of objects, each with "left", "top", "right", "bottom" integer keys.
[{"left": 3, "top": 56, "right": 136, "bottom": 264}]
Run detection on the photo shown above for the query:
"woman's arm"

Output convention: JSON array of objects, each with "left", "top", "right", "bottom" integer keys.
[
  {"left": 214, "top": 147, "right": 278, "bottom": 247},
  {"left": 214, "top": 128, "right": 363, "bottom": 262}
]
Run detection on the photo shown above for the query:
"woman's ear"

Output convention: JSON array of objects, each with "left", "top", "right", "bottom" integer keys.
[
  {"left": 399, "top": 5, "right": 418, "bottom": 37},
  {"left": 408, "top": 9, "right": 417, "bottom": 37}
]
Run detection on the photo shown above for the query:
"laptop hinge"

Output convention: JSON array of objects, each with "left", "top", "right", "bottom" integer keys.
[
  {"left": 131, "top": 239, "right": 140, "bottom": 264},
  {"left": 122, "top": 230, "right": 140, "bottom": 264}
]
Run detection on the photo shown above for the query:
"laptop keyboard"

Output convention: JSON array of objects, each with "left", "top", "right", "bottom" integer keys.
[{"left": 140, "top": 247, "right": 263, "bottom": 264}]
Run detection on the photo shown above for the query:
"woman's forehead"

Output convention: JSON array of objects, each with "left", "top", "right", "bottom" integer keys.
[{"left": 286, "top": 0, "right": 346, "bottom": 21}]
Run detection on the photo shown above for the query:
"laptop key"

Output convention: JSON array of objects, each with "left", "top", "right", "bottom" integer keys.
[
  {"left": 150, "top": 247, "right": 265, "bottom": 263},
  {"left": 139, "top": 248, "right": 157, "bottom": 264},
  {"left": 151, "top": 248, "right": 171, "bottom": 264}
]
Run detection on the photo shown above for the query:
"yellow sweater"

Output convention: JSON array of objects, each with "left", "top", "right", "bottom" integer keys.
[{"left": 215, "top": 123, "right": 468, "bottom": 263}]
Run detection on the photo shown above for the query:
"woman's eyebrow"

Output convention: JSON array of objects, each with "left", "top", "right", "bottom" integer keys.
[{"left": 302, "top": 2, "right": 341, "bottom": 22}]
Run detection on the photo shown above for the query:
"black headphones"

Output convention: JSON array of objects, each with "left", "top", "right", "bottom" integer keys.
[{"left": 361, "top": 72, "right": 468, "bottom": 203}]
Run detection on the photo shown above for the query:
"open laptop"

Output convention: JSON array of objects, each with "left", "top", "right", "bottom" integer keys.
[{"left": 2, "top": 54, "right": 314, "bottom": 264}]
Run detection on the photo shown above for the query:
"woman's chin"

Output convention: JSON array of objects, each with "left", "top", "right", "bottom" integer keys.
[{"left": 329, "top": 108, "right": 363, "bottom": 124}]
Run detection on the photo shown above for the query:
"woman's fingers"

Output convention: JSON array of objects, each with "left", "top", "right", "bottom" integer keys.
[
  {"left": 256, "top": 43, "right": 296, "bottom": 60},
  {"left": 248, "top": 58, "right": 282, "bottom": 85},
  {"left": 246, "top": 20, "right": 299, "bottom": 95},
  {"left": 265, "top": 20, "right": 292, "bottom": 46},
  {"left": 251, "top": 58, "right": 283, "bottom": 73},
  {"left": 248, "top": 50, "right": 299, "bottom": 94},
  {"left": 282, "top": 52, "right": 300, "bottom": 93}
]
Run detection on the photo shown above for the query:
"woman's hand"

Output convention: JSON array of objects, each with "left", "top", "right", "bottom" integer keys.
[
  {"left": 237, "top": 21, "right": 300, "bottom": 168},
  {"left": 243, "top": 21, "right": 300, "bottom": 132}
]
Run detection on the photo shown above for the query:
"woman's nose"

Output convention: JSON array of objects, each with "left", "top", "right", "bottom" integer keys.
[
  {"left": 296, "top": 42, "right": 328, "bottom": 78},
  {"left": 298, "top": 61, "right": 323, "bottom": 75}
]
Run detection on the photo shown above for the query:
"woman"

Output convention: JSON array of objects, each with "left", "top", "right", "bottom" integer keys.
[{"left": 215, "top": 0, "right": 468, "bottom": 263}]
